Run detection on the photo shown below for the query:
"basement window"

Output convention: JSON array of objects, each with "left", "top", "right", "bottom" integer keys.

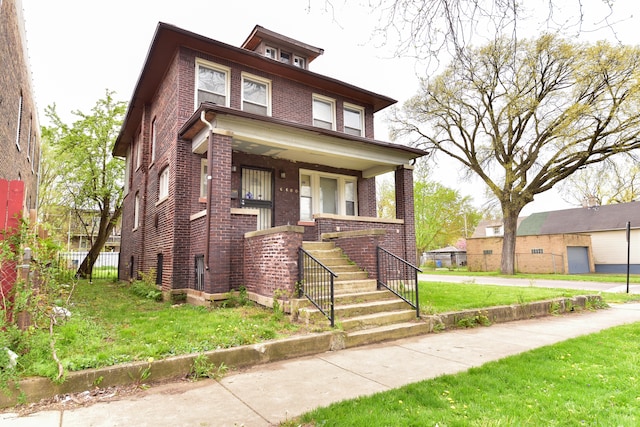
[
  {"left": 531, "top": 248, "right": 544, "bottom": 254},
  {"left": 483, "top": 249, "right": 493, "bottom": 255}
]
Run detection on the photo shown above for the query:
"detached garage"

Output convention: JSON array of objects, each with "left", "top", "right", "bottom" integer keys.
[{"left": 468, "top": 201, "right": 640, "bottom": 274}]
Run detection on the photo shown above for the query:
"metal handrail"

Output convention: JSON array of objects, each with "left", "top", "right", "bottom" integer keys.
[
  {"left": 376, "top": 246, "right": 421, "bottom": 317},
  {"left": 298, "top": 247, "right": 337, "bottom": 327}
]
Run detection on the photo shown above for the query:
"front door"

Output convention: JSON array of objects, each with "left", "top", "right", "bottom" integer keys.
[{"left": 241, "top": 167, "right": 273, "bottom": 230}]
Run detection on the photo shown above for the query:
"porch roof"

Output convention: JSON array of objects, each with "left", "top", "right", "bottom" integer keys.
[{"left": 179, "top": 104, "right": 427, "bottom": 178}]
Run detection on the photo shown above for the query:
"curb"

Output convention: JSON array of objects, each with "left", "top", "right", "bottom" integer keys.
[{"left": 0, "top": 295, "right": 602, "bottom": 408}]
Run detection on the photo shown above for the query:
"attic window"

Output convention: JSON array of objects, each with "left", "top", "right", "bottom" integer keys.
[
  {"left": 280, "top": 51, "right": 291, "bottom": 64},
  {"left": 265, "top": 46, "right": 277, "bottom": 59},
  {"left": 293, "top": 55, "right": 306, "bottom": 68}
]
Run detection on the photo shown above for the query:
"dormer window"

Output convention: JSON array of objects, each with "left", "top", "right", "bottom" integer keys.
[
  {"left": 280, "top": 51, "right": 291, "bottom": 64},
  {"left": 265, "top": 46, "right": 277, "bottom": 59},
  {"left": 293, "top": 55, "right": 306, "bottom": 68}
]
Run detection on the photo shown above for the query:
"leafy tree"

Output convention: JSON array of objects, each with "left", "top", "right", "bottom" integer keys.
[
  {"left": 42, "top": 90, "right": 126, "bottom": 278},
  {"left": 391, "top": 35, "right": 640, "bottom": 274},
  {"left": 376, "top": 175, "right": 396, "bottom": 219},
  {"left": 413, "top": 166, "right": 481, "bottom": 253}
]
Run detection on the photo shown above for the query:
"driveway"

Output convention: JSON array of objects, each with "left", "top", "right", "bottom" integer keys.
[{"left": 419, "top": 274, "right": 640, "bottom": 294}]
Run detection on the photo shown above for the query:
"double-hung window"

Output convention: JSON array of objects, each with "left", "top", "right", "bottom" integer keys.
[
  {"left": 312, "top": 95, "right": 335, "bottom": 130},
  {"left": 241, "top": 73, "right": 271, "bottom": 116},
  {"left": 344, "top": 104, "right": 364, "bottom": 136},
  {"left": 158, "top": 167, "right": 169, "bottom": 201},
  {"left": 299, "top": 170, "right": 357, "bottom": 221},
  {"left": 195, "top": 59, "right": 230, "bottom": 108}
]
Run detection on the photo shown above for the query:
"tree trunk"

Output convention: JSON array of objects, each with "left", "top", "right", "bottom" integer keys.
[
  {"left": 76, "top": 206, "right": 121, "bottom": 279},
  {"left": 500, "top": 204, "right": 523, "bottom": 275}
]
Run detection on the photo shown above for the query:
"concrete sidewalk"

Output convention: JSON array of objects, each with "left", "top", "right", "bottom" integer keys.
[{"left": 3, "top": 303, "right": 640, "bottom": 426}]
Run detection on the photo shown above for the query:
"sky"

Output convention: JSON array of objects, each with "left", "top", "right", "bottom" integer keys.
[{"left": 19, "top": 0, "right": 640, "bottom": 216}]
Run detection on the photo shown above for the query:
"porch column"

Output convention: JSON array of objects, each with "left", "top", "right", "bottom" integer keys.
[
  {"left": 394, "top": 164, "right": 417, "bottom": 264},
  {"left": 207, "top": 132, "right": 233, "bottom": 292}
]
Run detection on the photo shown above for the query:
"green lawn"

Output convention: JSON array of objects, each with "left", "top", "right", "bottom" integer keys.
[
  {"left": 10, "top": 278, "right": 639, "bottom": 381},
  {"left": 420, "top": 269, "right": 640, "bottom": 284},
  {"left": 290, "top": 322, "right": 640, "bottom": 426}
]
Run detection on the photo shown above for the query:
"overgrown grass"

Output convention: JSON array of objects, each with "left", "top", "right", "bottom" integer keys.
[
  {"left": 291, "top": 322, "right": 640, "bottom": 426},
  {"left": 14, "top": 280, "right": 301, "bottom": 380},
  {"left": 12, "top": 279, "right": 639, "bottom": 382}
]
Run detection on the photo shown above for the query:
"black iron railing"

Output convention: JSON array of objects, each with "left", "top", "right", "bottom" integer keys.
[
  {"left": 376, "top": 246, "right": 421, "bottom": 317},
  {"left": 298, "top": 248, "right": 337, "bottom": 327}
]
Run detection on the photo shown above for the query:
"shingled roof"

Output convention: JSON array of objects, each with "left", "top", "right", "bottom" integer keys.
[{"left": 517, "top": 201, "right": 640, "bottom": 236}]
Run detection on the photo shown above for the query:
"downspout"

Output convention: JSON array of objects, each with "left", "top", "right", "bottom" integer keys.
[{"left": 201, "top": 111, "right": 214, "bottom": 270}]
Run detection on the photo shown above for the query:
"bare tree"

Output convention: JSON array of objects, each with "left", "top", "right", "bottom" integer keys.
[
  {"left": 558, "top": 155, "right": 640, "bottom": 206},
  {"left": 391, "top": 34, "right": 640, "bottom": 274}
]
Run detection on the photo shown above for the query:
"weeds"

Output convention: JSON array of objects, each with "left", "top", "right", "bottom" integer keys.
[
  {"left": 129, "top": 269, "right": 162, "bottom": 301},
  {"left": 188, "top": 353, "right": 228, "bottom": 381},
  {"left": 456, "top": 312, "right": 491, "bottom": 328}
]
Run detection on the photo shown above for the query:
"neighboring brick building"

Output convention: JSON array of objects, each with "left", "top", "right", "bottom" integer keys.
[
  {"left": 0, "top": 0, "right": 41, "bottom": 214},
  {"left": 113, "top": 23, "right": 425, "bottom": 302},
  {"left": 468, "top": 201, "right": 640, "bottom": 274}
]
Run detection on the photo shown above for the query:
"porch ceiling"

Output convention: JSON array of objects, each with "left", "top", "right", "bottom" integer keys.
[{"left": 182, "top": 105, "right": 426, "bottom": 178}]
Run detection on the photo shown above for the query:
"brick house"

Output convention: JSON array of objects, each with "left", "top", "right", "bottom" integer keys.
[
  {"left": 113, "top": 23, "right": 425, "bottom": 304},
  {"left": 0, "top": 0, "right": 41, "bottom": 215}
]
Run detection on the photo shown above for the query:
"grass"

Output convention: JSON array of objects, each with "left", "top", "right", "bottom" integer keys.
[
  {"left": 420, "top": 269, "right": 640, "bottom": 284},
  {"left": 290, "top": 322, "right": 640, "bottom": 426},
  {"left": 417, "top": 281, "right": 639, "bottom": 314},
  {"left": 14, "top": 280, "right": 302, "bottom": 379},
  {"left": 12, "top": 277, "right": 639, "bottom": 382}
]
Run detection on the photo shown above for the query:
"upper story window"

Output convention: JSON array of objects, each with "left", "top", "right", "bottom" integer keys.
[
  {"left": 16, "top": 92, "right": 23, "bottom": 150},
  {"left": 195, "top": 59, "right": 230, "bottom": 108},
  {"left": 344, "top": 104, "right": 365, "bottom": 136},
  {"left": 241, "top": 73, "right": 271, "bottom": 116},
  {"left": 265, "top": 46, "right": 277, "bottom": 59},
  {"left": 312, "top": 95, "right": 335, "bottom": 130},
  {"left": 293, "top": 55, "right": 305, "bottom": 68},
  {"left": 158, "top": 167, "right": 169, "bottom": 201},
  {"left": 280, "top": 51, "right": 291, "bottom": 64},
  {"left": 135, "top": 132, "right": 142, "bottom": 170},
  {"left": 150, "top": 118, "right": 157, "bottom": 164}
]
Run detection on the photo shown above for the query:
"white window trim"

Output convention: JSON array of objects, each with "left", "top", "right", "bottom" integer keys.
[
  {"left": 293, "top": 55, "right": 306, "bottom": 68},
  {"left": 241, "top": 72, "right": 272, "bottom": 116},
  {"left": 312, "top": 94, "right": 336, "bottom": 131},
  {"left": 299, "top": 169, "right": 357, "bottom": 220},
  {"left": 150, "top": 118, "right": 157, "bottom": 165},
  {"left": 133, "top": 192, "right": 140, "bottom": 231},
  {"left": 158, "top": 167, "right": 169, "bottom": 203},
  {"left": 15, "top": 93, "right": 23, "bottom": 150},
  {"left": 343, "top": 103, "right": 365, "bottom": 136},
  {"left": 265, "top": 46, "right": 277, "bottom": 59},
  {"left": 135, "top": 132, "right": 142, "bottom": 170},
  {"left": 195, "top": 58, "right": 231, "bottom": 109},
  {"left": 200, "top": 158, "right": 208, "bottom": 199}
]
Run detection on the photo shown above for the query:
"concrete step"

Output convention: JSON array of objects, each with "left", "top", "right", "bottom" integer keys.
[
  {"left": 300, "top": 298, "right": 411, "bottom": 323},
  {"left": 334, "top": 279, "right": 378, "bottom": 294},
  {"left": 302, "top": 241, "right": 335, "bottom": 251},
  {"left": 345, "top": 321, "right": 430, "bottom": 348},
  {"left": 339, "top": 309, "right": 418, "bottom": 331}
]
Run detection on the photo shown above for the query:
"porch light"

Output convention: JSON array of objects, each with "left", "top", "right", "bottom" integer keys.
[{"left": 280, "top": 171, "right": 286, "bottom": 179}]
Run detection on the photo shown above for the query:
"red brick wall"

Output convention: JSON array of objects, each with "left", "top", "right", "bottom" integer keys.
[
  {"left": 181, "top": 47, "right": 375, "bottom": 135},
  {"left": 243, "top": 226, "right": 304, "bottom": 297},
  {"left": 0, "top": 0, "right": 40, "bottom": 212},
  {"left": 332, "top": 233, "right": 385, "bottom": 279}
]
